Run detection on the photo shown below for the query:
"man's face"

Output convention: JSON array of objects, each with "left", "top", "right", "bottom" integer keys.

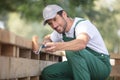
[{"left": 47, "top": 14, "right": 67, "bottom": 34}]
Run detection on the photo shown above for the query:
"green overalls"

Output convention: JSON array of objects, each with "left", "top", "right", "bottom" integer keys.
[{"left": 41, "top": 20, "right": 111, "bottom": 80}]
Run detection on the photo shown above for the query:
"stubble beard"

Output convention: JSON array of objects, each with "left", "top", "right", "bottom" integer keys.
[{"left": 62, "top": 19, "right": 67, "bottom": 34}]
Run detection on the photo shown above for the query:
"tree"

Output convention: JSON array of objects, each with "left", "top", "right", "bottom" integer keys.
[{"left": 0, "top": 0, "right": 95, "bottom": 21}]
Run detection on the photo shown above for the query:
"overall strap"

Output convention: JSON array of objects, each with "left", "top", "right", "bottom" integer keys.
[
  {"left": 73, "top": 19, "right": 85, "bottom": 38},
  {"left": 62, "top": 19, "right": 85, "bottom": 41}
]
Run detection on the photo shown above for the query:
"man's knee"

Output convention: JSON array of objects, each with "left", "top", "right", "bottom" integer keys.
[{"left": 41, "top": 66, "right": 50, "bottom": 80}]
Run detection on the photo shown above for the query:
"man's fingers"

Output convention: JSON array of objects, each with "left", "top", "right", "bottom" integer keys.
[
  {"left": 32, "top": 35, "right": 39, "bottom": 51},
  {"left": 44, "top": 42, "right": 56, "bottom": 52}
]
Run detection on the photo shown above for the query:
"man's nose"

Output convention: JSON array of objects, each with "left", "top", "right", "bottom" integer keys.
[{"left": 52, "top": 22, "right": 58, "bottom": 29}]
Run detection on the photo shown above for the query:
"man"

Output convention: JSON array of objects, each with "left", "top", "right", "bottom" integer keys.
[{"left": 32, "top": 4, "right": 111, "bottom": 80}]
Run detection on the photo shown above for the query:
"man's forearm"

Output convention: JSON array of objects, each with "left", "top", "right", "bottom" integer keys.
[{"left": 55, "top": 39, "right": 86, "bottom": 51}]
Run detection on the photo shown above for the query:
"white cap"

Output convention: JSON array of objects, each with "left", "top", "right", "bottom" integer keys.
[{"left": 43, "top": 4, "right": 63, "bottom": 25}]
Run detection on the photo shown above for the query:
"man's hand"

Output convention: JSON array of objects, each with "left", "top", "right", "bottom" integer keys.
[
  {"left": 32, "top": 35, "right": 39, "bottom": 51},
  {"left": 44, "top": 42, "right": 57, "bottom": 53},
  {"left": 43, "top": 34, "right": 52, "bottom": 44}
]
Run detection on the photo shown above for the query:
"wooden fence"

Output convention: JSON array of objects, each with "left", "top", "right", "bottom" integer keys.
[
  {"left": 0, "top": 29, "right": 120, "bottom": 80},
  {"left": 0, "top": 29, "right": 63, "bottom": 80}
]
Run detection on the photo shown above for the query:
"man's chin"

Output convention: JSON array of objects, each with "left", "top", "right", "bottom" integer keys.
[
  {"left": 55, "top": 30, "right": 63, "bottom": 34},
  {"left": 58, "top": 32, "right": 62, "bottom": 34}
]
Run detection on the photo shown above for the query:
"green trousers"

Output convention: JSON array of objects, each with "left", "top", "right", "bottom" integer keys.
[{"left": 41, "top": 48, "right": 111, "bottom": 80}]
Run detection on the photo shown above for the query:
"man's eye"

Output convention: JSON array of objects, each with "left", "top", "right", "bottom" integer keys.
[
  {"left": 48, "top": 23, "right": 52, "bottom": 25},
  {"left": 53, "top": 18, "right": 56, "bottom": 21}
]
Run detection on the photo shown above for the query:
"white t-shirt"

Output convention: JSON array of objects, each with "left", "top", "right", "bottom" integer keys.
[{"left": 50, "top": 17, "right": 109, "bottom": 55}]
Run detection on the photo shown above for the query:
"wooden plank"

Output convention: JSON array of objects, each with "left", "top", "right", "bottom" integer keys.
[
  {"left": 30, "top": 76, "right": 39, "bottom": 80},
  {"left": 39, "top": 60, "right": 57, "bottom": 74},
  {"left": 18, "top": 77, "right": 30, "bottom": 80},
  {"left": 0, "top": 56, "right": 40, "bottom": 79},
  {"left": 40, "top": 52, "right": 62, "bottom": 62},
  {"left": 54, "top": 56, "right": 60, "bottom": 62},
  {"left": 0, "top": 43, "right": 1, "bottom": 55},
  {"left": 110, "top": 54, "right": 120, "bottom": 59},
  {"left": 53, "top": 51, "right": 65, "bottom": 56},
  {"left": 16, "top": 47, "right": 20, "bottom": 58},
  {"left": 9, "top": 58, "right": 40, "bottom": 79},
  {"left": 0, "top": 29, "right": 1, "bottom": 56},
  {"left": 0, "top": 56, "right": 57, "bottom": 79},
  {"left": 0, "top": 29, "right": 32, "bottom": 49},
  {"left": 31, "top": 52, "right": 40, "bottom": 60},
  {"left": 40, "top": 53, "right": 49, "bottom": 60},
  {"left": 1, "top": 44, "right": 17, "bottom": 57},
  {"left": 110, "top": 65, "right": 120, "bottom": 77},
  {"left": 9, "top": 78, "right": 18, "bottom": 80},
  {"left": 113, "top": 77, "right": 120, "bottom": 80},
  {"left": 0, "top": 29, "right": 11, "bottom": 44},
  {"left": 41, "top": 50, "right": 65, "bottom": 56},
  {"left": 49, "top": 55, "right": 54, "bottom": 61},
  {"left": 15, "top": 35, "right": 32, "bottom": 49},
  {"left": 0, "top": 29, "right": 16, "bottom": 45},
  {"left": 110, "top": 54, "right": 120, "bottom": 65},
  {"left": 115, "top": 59, "right": 120, "bottom": 65},
  {"left": 19, "top": 48, "right": 31, "bottom": 59},
  {"left": 0, "top": 56, "right": 10, "bottom": 79},
  {"left": 0, "top": 29, "right": 2, "bottom": 42}
]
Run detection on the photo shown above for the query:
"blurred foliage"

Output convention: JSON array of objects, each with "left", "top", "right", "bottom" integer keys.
[
  {"left": 93, "top": 0, "right": 120, "bottom": 53},
  {"left": 0, "top": 0, "right": 120, "bottom": 53},
  {"left": 0, "top": 0, "right": 95, "bottom": 21}
]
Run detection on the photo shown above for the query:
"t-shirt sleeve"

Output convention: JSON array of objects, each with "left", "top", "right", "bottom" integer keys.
[
  {"left": 50, "top": 31, "right": 63, "bottom": 42},
  {"left": 75, "top": 20, "right": 96, "bottom": 39}
]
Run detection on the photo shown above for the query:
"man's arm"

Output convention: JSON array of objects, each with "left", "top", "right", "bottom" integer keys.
[{"left": 44, "top": 33, "right": 90, "bottom": 52}]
